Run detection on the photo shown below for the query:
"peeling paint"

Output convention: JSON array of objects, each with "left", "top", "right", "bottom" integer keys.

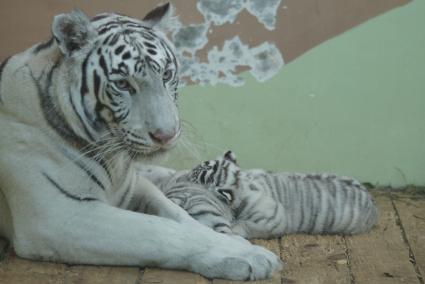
[
  {"left": 172, "top": 23, "right": 209, "bottom": 54},
  {"left": 249, "top": 42, "right": 284, "bottom": 81},
  {"left": 178, "top": 36, "right": 283, "bottom": 86},
  {"left": 171, "top": 1, "right": 284, "bottom": 87},
  {"left": 197, "top": 0, "right": 282, "bottom": 30},
  {"left": 197, "top": 0, "right": 244, "bottom": 26},
  {"left": 245, "top": 0, "right": 282, "bottom": 30}
]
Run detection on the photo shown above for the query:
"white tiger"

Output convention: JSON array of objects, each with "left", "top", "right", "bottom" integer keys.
[
  {"left": 142, "top": 151, "right": 378, "bottom": 239},
  {"left": 0, "top": 4, "right": 281, "bottom": 280}
]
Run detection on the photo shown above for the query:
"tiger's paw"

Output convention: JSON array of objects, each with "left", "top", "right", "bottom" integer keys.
[{"left": 192, "top": 235, "right": 283, "bottom": 280}]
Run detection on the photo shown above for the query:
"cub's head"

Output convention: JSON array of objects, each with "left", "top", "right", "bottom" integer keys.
[
  {"left": 51, "top": 4, "right": 180, "bottom": 157},
  {"left": 190, "top": 151, "right": 241, "bottom": 204}
]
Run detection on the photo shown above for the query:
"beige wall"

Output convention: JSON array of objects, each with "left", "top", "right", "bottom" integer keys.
[{"left": 0, "top": 0, "right": 409, "bottom": 63}]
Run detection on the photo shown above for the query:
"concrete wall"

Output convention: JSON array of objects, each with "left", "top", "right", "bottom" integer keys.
[
  {"left": 167, "top": 0, "right": 425, "bottom": 188},
  {"left": 0, "top": 0, "right": 423, "bottom": 187}
]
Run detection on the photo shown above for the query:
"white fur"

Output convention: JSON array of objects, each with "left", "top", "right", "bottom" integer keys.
[{"left": 0, "top": 8, "right": 281, "bottom": 280}]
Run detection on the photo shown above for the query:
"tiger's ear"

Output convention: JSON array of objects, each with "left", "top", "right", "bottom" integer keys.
[
  {"left": 143, "top": 3, "right": 178, "bottom": 31},
  {"left": 224, "top": 150, "right": 238, "bottom": 165},
  {"left": 52, "top": 10, "right": 96, "bottom": 56}
]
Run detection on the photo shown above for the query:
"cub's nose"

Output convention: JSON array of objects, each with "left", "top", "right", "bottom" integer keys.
[{"left": 149, "top": 129, "right": 176, "bottom": 145}]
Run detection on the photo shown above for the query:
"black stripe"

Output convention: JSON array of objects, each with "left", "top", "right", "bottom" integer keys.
[
  {"left": 122, "top": 51, "right": 131, "bottom": 60},
  {"left": 199, "top": 170, "right": 207, "bottom": 184},
  {"left": 114, "top": 45, "right": 126, "bottom": 55},
  {"left": 69, "top": 92, "right": 96, "bottom": 141},
  {"left": 211, "top": 160, "right": 219, "bottom": 179},
  {"left": 297, "top": 178, "right": 305, "bottom": 232},
  {"left": 33, "top": 37, "right": 54, "bottom": 54},
  {"left": 102, "top": 34, "right": 113, "bottom": 45},
  {"left": 216, "top": 166, "right": 224, "bottom": 186},
  {"left": 108, "top": 33, "right": 121, "bottom": 46},
  {"left": 145, "top": 56, "right": 160, "bottom": 73},
  {"left": 118, "top": 184, "right": 132, "bottom": 208},
  {"left": 308, "top": 180, "right": 320, "bottom": 233},
  {"left": 190, "top": 210, "right": 222, "bottom": 218},
  {"left": 143, "top": 41, "right": 157, "bottom": 49},
  {"left": 233, "top": 198, "right": 248, "bottom": 218},
  {"left": 323, "top": 190, "right": 333, "bottom": 233},
  {"left": 80, "top": 51, "right": 92, "bottom": 95},
  {"left": 0, "top": 56, "right": 11, "bottom": 104},
  {"left": 232, "top": 170, "right": 239, "bottom": 187},
  {"left": 342, "top": 188, "right": 356, "bottom": 233},
  {"left": 98, "top": 24, "right": 119, "bottom": 35},
  {"left": 274, "top": 175, "right": 284, "bottom": 203},
  {"left": 93, "top": 70, "right": 101, "bottom": 98},
  {"left": 75, "top": 159, "right": 106, "bottom": 191},
  {"left": 91, "top": 14, "right": 110, "bottom": 22},
  {"left": 140, "top": 32, "right": 155, "bottom": 41},
  {"left": 213, "top": 223, "right": 230, "bottom": 230},
  {"left": 147, "top": 48, "right": 157, "bottom": 55},
  {"left": 99, "top": 55, "right": 108, "bottom": 76},
  {"left": 59, "top": 145, "right": 111, "bottom": 190},
  {"left": 34, "top": 59, "right": 89, "bottom": 150},
  {"left": 43, "top": 172, "right": 97, "bottom": 202},
  {"left": 160, "top": 38, "right": 178, "bottom": 78}
]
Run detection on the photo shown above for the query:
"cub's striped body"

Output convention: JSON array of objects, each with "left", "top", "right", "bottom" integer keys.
[
  {"left": 0, "top": 5, "right": 282, "bottom": 280},
  {"left": 153, "top": 151, "right": 378, "bottom": 239}
]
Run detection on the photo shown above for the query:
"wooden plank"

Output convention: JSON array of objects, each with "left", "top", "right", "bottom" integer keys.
[
  {"left": 280, "top": 235, "right": 350, "bottom": 284},
  {"left": 346, "top": 193, "right": 419, "bottom": 283},
  {"left": 65, "top": 265, "right": 140, "bottom": 284},
  {"left": 392, "top": 193, "right": 425, "bottom": 279},
  {"left": 0, "top": 253, "right": 66, "bottom": 284},
  {"left": 141, "top": 268, "right": 209, "bottom": 284},
  {"left": 213, "top": 239, "right": 281, "bottom": 284}
]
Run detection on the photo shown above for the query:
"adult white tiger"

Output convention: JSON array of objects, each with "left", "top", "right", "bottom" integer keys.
[{"left": 0, "top": 4, "right": 281, "bottom": 280}]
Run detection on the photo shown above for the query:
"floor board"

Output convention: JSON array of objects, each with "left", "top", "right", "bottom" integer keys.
[
  {"left": 345, "top": 194, "right": 420, "bottom": 284},
  {"left": 0, "top": 192, "right": 424, "bottom": 284}
]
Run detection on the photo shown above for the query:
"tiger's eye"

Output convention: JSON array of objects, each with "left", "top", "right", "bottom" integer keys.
[
  {"left": 163, "top": 70, "right": 173, "bottom": 82},
  {"left": 114, "top": 79, "right": 131, "bottom": 91}
]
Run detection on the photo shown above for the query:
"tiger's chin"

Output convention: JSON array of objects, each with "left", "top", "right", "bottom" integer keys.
[{"left": 128, "top": 146, "right": 173, "bottom": 162}]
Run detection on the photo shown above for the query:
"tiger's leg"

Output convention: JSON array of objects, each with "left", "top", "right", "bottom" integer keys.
[
  {"left": 137, "top": 165, "right": 177, "bottom": 187},
  {"left": 2, "top": 174, "right": 281, "bottom": 281},
  {"left": 128, "top": 179, "right": 253, "bottom": 245},
  {"left": 129, "top": 175, "right": 197, "bottom": 224}
]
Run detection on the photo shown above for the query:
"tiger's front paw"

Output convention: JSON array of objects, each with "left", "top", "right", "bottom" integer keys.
[{"left": 192, "top": 234, "right": 283, "bottom": 280}]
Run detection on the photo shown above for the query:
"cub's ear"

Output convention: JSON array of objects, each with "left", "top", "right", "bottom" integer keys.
[
  {"left": 52, "top": 10, "right": 96, "bottom": 56},
  {"left": 143, "top": 3, "right": 178, "bottom": 31},
  {"left": 224, "top": 150, "right": 238, "bottom": 165}
]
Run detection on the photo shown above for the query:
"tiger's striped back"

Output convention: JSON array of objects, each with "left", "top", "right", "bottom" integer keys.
[{"left": 232, "top": 171, "right": 378, "bottom": 238}]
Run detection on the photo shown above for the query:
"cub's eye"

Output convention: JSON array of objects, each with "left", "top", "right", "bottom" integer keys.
[
  {"left": 217, "top": 188, "right": 234, "bottom": 204},
  {"left": 113, "top": 79, "right": 131, "bottom": 91},
  {"left": 163, "top": 69, "right": 173, "bottom": 82}
]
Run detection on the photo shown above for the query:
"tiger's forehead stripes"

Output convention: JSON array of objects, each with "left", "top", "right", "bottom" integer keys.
[{"left": 91, "top": 29, "right": 177, "bottom": 81}]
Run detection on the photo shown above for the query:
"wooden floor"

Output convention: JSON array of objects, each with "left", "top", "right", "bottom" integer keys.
[{"left": 0, "top": 191, "right": 424, "bottom": 284}]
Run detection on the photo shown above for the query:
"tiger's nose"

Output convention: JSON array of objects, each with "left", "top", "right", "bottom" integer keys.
[{"left": 149, "top": 129, "right": 176, "bottom": 145}]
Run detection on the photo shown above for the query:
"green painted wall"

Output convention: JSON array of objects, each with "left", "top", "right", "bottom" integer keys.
[{"left": 165, "top": 0, "right": 425, "bottom": 188}]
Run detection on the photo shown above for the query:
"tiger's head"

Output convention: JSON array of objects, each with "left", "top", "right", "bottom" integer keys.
[
  {"left": 190, "top": 151, "right": 241, "bottom": 205},
  {"left": 51, "top": 4, "right": 180, "bottom": 157}
]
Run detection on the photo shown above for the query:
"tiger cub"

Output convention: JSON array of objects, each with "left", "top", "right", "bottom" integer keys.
[{"left": 156, "top": 151, "right": 378, "bottom": 239}]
